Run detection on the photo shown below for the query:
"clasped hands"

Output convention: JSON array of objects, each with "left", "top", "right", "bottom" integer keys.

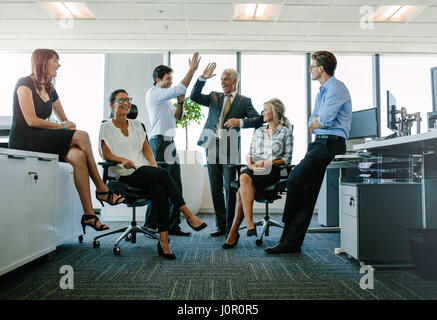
[{"left": 61, "top": 120, "right": 76, "bottom": 130}]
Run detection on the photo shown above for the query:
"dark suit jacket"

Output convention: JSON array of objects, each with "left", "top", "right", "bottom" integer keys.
[{"left": 190, "top": 79, "right": 262, "bottom": 149}]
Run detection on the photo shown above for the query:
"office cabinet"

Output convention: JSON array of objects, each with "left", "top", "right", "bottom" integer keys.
[
  {"left": 56, "top": 162, "right": 83, "bottom": 245},
  {"left": 340, "top": 183, "right": 422, "bottom": 265},
  {"left": 318, "top": 168, "right": 340, "bottom": 227},
  {"left": 0, "top": 148, "right": 58, "bottom": 276}
]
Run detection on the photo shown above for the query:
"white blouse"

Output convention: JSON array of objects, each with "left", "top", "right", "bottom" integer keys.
[{"left": 99, "top": 119, "right": 150, "bottom": 177}]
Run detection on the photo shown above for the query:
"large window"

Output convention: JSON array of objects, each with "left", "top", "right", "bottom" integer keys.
[
  {"left": 241, "top": 54, "right": 306, "bottom": 164},
  {"left": 170, "top": 53, "right": 236, "bottom": 161},
  {"left": 1, "top": 53, "right": 105, "bottom": 160},
  {"left": 380, "top": 55, "right": 437, "bottom": 136},
  {"left": 0, "top": 54, "right": 31, "bottom": 116},
  {"left": 55, "top": 54, "right": 105, "bottom": 160},
  {"left": 311, "top": 55, "right": 374, "bottom": 113}
]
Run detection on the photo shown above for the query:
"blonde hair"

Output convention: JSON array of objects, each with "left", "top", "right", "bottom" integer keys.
[{"left": 265, "top": 98, "right": 291, "bottom": 129}]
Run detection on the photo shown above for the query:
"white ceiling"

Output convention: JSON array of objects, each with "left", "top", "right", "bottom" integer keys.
[{"left": 0, "top": 0, "right": 437, "bottom": 54}]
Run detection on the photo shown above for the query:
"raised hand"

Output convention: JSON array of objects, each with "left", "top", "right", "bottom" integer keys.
[
  {"left": 177, "top": 94, "right": 185, "bottom": 104},
  {"left": 189, "top": 52, "right": 200, "bottom": 72},
  {"left": 201, "top": 62, "right": 217, "bottom": 80}
]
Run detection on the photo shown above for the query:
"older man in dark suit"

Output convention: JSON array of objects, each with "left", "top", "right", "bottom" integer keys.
[{"left": 190, "top": 63, "right": 262, "bottom": 237}]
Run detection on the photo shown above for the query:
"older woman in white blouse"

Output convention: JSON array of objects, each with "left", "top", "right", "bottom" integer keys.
[
  {"left": 99, "top": 89, "right": 207, "bottom": 259},
  {"left": 222, "top": 98, "right": 293, "bottom": 249}
]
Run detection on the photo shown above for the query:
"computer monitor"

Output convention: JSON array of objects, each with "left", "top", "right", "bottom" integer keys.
[
  {"left": 348, "top": 107, "right": 378, "bottom": 140},
  {"left": 431, "top": 67, "right": 437, "bottom": 112},
  {"left": 387, "top": 90, "right": 397, "bottom": 132}
]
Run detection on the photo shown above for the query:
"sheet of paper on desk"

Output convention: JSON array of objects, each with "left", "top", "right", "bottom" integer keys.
[{"left": 359, "top": 162, "right": 374, "bottom": 170}]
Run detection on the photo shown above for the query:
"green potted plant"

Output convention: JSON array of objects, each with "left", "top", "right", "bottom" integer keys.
[
  {"left": 174, "top": 97, "right": 205, "bottom": 215},
  {"left": 175, "top": 97, "right": 204, "bottom": 150}
]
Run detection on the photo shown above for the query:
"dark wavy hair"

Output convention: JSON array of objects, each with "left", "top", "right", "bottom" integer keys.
[
  {"left": 153, "top": 65, "right": 173, "bottom": 85},
  {"left": 31, "top": 48, "right": 59, "bottom": 94},
  {"left": 311, "top": 51, "right": 337, "bottom": 76},
  {"left": 109, "top": 89, "right": 128, "bottom": 104},
  {"left": 109, "top": 89, "right": 129, "bottom": 118}
]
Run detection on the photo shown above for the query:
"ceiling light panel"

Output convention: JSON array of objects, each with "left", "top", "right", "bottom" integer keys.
[
  {"left": 38, "top": 2, "right": 95, "bottom": 19},
  {"left": 234, "top": 3, "right": 280, "bottom": 21}
]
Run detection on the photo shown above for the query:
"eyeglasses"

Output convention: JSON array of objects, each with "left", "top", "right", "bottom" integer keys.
[
  {"left": 114, "top": 97, "right": 132, "bottom": 104},
  {"left": 309, "top": 64, "right": 320, "bottom": 70}
]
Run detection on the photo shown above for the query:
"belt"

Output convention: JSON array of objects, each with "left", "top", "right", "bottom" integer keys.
[
  {"left": 315, "top": 134, "right": 344, "bottom": 141},
  {"left": 151, "top": 134, "right": 174, "bottom": 141}
]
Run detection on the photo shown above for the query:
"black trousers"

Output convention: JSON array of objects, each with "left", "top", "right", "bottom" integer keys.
[
  {"left": 206, "top": 138, "right": 238, "bottom": 234},
  {"left": 144, "top": 136, "right": 183, "bottom": 232},
  {"left": 119, "top": 165, "right": 185, "bottom": 233},
  {"left": 281, "top": 136, "right": 346, "bottom": 247}
]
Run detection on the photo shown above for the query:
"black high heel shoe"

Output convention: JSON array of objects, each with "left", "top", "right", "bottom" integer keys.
[
  {"left": 222, "top": 233, "right": 240, "bottom": 249},
  {"left": 81, "top": 215, "right": 109, "bottom": 234},
  {"left": 157, "top": 241, "right": 176, "bottom": 260},
  {"left": 96, "top": 190, "right": 125, "bottom": 207},
  {"left": 186, "top": 217, "right": 207, "bottom": 232},
  {"left": 247, "top": 228, "right": 257, "bottom": 237}
]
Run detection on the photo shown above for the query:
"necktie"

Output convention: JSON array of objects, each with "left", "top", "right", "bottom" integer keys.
[{"left": 220, "top": 93, "right": 232, "bottom": 133}]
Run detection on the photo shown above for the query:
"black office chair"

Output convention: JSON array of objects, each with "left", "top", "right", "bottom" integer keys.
[
  {"left": 93, "top": 104, "right": 159, "bottom": 255},
  {"left": 230, "top": 164, "right": 294, "bottom": 246}
]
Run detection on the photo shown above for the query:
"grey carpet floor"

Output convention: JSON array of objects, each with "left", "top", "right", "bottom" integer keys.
[{"left": 1, "top": 213, "right": 436, "bottom": 300}]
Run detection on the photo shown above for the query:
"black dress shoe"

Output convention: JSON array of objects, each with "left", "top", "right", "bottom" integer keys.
[
  {"left": 222, "top": 233, "right": 240, "bottom": 249},
  {"left": 169, "top": 230, "right": 192, "bottom": 236},
  {"left": 210, "top": 229, "right": 226, "bottom": 237},
  {"left": 247, "top": 228, "right": 257, "bottom": 237},
  {"left": 187, "top": 219, "right": 208, "bottom": 232},
  {"left": 157, "top": 241, "right": 176, "bottom": 260},
  {"left": 265, "top": 241, "right": 301, "bottom": 254}
]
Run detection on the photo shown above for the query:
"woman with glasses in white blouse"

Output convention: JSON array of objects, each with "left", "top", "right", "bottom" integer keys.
[
  {"left": 99, "top": 89, "right": 207, "bottom": 259},
  {"left": 222, "top": 98, "right": 293, "bottom": 249}
]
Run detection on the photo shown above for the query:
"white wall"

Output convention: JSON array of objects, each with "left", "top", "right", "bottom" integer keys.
[{"left": 103, "top": 53, "right": 164, "bottom": 133}]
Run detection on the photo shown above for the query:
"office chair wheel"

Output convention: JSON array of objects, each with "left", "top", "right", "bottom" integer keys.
[
  {"left": 93, "top": 240, "right": 100, "bottom": 248},
  {"left": 114, "top": 246, "right": 121, "bottom": 255},
  {"left": 126, "top": 234, "right": 132, "bottom": 242},
  {"left": 78, "top": 235, "right": 83, "bottom": 243},
  {"left": 255, "top": 239, "right": 263, "bottom": 246}
]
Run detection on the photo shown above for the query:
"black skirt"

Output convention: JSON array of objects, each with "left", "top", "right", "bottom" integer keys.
[
  {"left": 9, "top": 128, "right": 75, "bottom": 161},
  {"left": 240, "top": 166, "right": 281, "bottom": 192}
]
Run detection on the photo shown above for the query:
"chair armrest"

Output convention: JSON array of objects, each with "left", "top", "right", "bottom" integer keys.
[
  {"left": 156, "top": 161, "right": 169, "bottom": 168},
  {"left": 98, "top": 161, "right": 118, "bottom": 183},
  {"left": 98, "top": 161, "right": 118, "bottom": 167}
]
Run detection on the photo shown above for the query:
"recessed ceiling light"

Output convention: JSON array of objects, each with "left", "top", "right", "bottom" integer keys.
[
  {"left": 372, "top": 5, "right": 425, "bottom": 22},
  {"left": 234, "top": 3, "right": 280, "bottom": 21},
  {"left": 382, "top": 5, "right": 401, "bottom": 19},
  {"left": 255, "top": 4, "right": 266, "bottom": 17},
  {"left": 245, "top": 4, "right": 256, "bottom": 17},
  {"left": 38, "top": 2, "right": 95, "bottom": 19}
]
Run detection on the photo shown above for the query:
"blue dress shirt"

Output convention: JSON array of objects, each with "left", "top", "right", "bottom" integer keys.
[{"left": 309, "top": 76, "right": 352, "bottom": 139}]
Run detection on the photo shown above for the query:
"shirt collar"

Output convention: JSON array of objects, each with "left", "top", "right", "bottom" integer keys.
[
  {"left": 320, "top": 76, "right": 336, "bottom": 91},
  {"left": 225, "top": 90, "right": 237, "bottom": 98}
]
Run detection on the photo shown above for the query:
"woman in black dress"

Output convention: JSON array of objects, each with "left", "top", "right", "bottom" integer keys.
[{"left": 8, "top": 48, "right": 124, "bottom": 233}]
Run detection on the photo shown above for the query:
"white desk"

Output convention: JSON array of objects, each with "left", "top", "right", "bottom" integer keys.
[
  {"left": 353, "top": 131, "right": 437, "bottom": 229},
  {"left": 353, "top": 131, "right": 437, "bottom": 155}
]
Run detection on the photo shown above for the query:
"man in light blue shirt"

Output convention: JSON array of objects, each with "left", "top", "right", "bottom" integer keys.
[
  {"left": 144, "top": 53, "right": 200, "bottom": 236},
  {"left": 266, "top": 51, "right": 352, "bottom": 254}
]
